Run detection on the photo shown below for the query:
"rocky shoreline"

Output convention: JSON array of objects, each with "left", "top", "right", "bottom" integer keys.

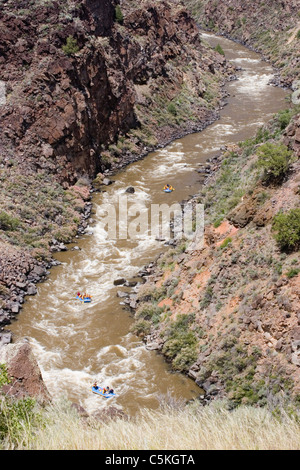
[{"left": 0, "top": 199, "right": 93, "bottom": 345}]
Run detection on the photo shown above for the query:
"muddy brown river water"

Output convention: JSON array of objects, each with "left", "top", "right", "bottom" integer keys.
[{"left": 10, "top": 33, "right": 288, "bottom": 416}]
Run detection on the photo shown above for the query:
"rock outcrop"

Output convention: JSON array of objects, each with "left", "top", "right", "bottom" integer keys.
[
  {"left": 0, "top": 0, "right": 231, "bottom": 185},
  {"left": 0, "top": 339, "right": 51, "bottom": 403}
]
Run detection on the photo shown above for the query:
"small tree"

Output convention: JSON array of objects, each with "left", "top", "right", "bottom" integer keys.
[
  {"left": 272, "top": 208, "right": 300, "bottom": 251},
  {"left": 215, "top": 44, "right": 225, "bottom": 56},
  {"left": 115, "top": 5, "right": 124, "bottom": 24},
  {"left": 62, "top": 36, "right": 79, "bottom": 56},
  {"left": 257, "top": 142, "right": 293, "bottom": 183},
  {"left": 0, "top": 211, "right": 20, "bottom": 231}
]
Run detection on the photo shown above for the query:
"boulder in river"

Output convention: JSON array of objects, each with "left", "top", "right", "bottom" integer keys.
[
  {"left": 113, "top": 278, "right": 126, "bottom": 286},
  {"left": 125, "top": 186, "right": 135, "bottom": 193},
  {"left": 102, "top": 178, "right": 113, "bottom": 186}
]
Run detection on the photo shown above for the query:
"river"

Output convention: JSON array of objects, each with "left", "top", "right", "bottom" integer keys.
[{"left": 10, "top": 33, "right": 288, "bottom": 416}]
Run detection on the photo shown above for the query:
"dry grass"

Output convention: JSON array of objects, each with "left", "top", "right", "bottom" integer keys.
[{"left": 22, "top": 399, "right": 300, "bottom": 450}]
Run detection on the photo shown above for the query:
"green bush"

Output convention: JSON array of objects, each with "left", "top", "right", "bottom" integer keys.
[
  {"left": 167, "top": 102, "right": 177, "bottom": 116},
  {"left": 0, "top": 364, "right": 42, "bottom": 447},
  {"left": 130, "top": 319, "right": 152, "bottom": 336},
  {"left": 257, "top": 142, "right": 293, "bottom": 182},
  {"left": 286, "top": 268, "right": 300, "bottom": 278},
  {"left": 162, "top": 330, "right": 197, "bottom": 371},
  {"left": 135, "top": 303, "right": 164, "bottom": 321},
  {"left": 214, "top": 44, "right": 225, "bottom": 56},
  {"left": 272, "top": 209, "right": 300, "bottom": 251},
  {"left": 115, "top": 5, "right": 124, "bottom": 24},
  {"left": 62, "top": 36, "right": 79, "bottom": 56},
  {"left": 0, "top": 211, "right": 20, "bottom": 231},
  {"left": 0, "top": 364, "right": 10, "bottom": 388},
  {"left": 162, "top": 314, "right": 198, "bottom": 371},
  {"left": 220, "top": 237, "right": 232, "bottom": 249},
  {"left": 0, "top": 396, "right": 39, "bottom": 446},
  {"left": 275, "top": 109, "right": 293, "bottom": 130}
]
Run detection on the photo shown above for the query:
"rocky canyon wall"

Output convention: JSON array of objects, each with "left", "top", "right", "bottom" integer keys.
[
  {"left": 0, "top": 1, "right": 232, "bottom": 337},
  {"left": 185, "top": 0, "right": 300, "bottom": 86}
]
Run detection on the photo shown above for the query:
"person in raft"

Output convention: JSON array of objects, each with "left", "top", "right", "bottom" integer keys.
[
  {"left": 93, "top": 382, "right": 99, "bottom": 390},
  {"left": 77, "top": 292, "right": 91, "bottom": 299},
  {"left": 163, "top": 184, "right": 174, "bottom": 190}
]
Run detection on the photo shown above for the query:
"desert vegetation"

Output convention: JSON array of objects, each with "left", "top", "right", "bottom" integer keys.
[
  {"left": 130, "top": 105, "right": 300, "bottom": 410},
  {"left": 0, "top": 169, "right": 89, "bottom": 259}
]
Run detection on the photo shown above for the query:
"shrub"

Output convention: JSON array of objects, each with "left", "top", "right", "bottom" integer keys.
[
  {"left": 0, "top": 211, "right": 20, "bottom": 231},
  {"left": 172, "top": 346, "right": 198, "bottom": 371},
  {"left": 135, "top": 303, "right": 164, "bottom": 321},
  {"left": 275, "top": 109, "right": 293, "bottom": 130},
  {"left": 286, "top": 268, "right": 300, "bottom": 278},
  {"left": 167, "top": 102, "right": 177, "bottom": 115},
  {"left": 62, "top": 36, "right": 79, "bottom": 56},
  {"left": 220, "top": 237, "right": 232, "bottom": 249},
  {"left": 0, "top": 364, "right": 10, "bottom": 388},
  {"left": 130, "top": 319, "right": 152, "bottom": 337},
  {"left": 0, "top": 363, "right": 43, "bottom": 447},
  {"left": 257, "top": 142, "right": 293, "bottom": 182},
  {"left": 0, "top": 396, "right": 39, "bottom": 446},
  {"left": 214, "top": 44, "right": 225, "bottom": 55},
  {"left": 272, "top": 209, "right": 300, "bottom": 251},
  {"left": 115, "top": 5, "right": 124, "bottom": 24},
  {"left": 162, "top": 330, "right": 197, "bottom": 371},
  {"left": 162, "top": 314, "right": 198, "bottom": 371}
]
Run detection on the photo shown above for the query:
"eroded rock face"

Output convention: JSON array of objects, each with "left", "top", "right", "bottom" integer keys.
[
  {"left": 0, "top": 340, "right": 51, "bottom": 403},
  {"left": 0, "top": 0, "right": 134, "bottom": 185},
  {"left": 0, "top": 0, "right": 228, "bottom": 185}
]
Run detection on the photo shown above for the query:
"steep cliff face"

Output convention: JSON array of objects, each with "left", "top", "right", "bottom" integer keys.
[
  {"left": 186, "top": 0, "right": 300, "bottom": 86},
  {"left": 0, "top": 0, "right": 132, "bottom": 185},
  {"left": 0, "top": 0, "right": 231, "bottom": 186}
]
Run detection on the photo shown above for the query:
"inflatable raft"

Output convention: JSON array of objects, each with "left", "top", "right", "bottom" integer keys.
[
  {"left": 92, "top": 386, "right": 116, "bottom": 398},
  {"left": 164, "top": 188, "right": 173, "bottom": 193},
  {"left": 76, "top": 295, "right": 92, "bottom": 303}
]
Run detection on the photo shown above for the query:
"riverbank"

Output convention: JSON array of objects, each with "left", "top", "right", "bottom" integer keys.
[{"left": 128, "top": 105, "right": 300, "bottom": 408}]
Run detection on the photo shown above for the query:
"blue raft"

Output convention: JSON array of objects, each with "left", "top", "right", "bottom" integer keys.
[
  {"left": 76, "top": 295, "right": 91, "bottom": 303},
  {"left": 92, "top": 386, "right": 116, "bottom": 398},
  {"left": 163, "top": 188, "right": 173, "bottom": 193}
]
